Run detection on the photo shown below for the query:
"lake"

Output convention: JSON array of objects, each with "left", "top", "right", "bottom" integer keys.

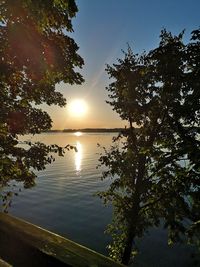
[{"left": 8, "top": 132, "right": 195, "bottom": 266}]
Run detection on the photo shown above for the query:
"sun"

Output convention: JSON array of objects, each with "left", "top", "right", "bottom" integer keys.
[{"left": 68, "top": 99, "right": 88, "bottom": 117}]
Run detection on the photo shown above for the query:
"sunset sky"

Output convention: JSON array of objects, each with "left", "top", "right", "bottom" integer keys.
[{"left": 47, "top": 0, "right": 200, "bottom": 130}]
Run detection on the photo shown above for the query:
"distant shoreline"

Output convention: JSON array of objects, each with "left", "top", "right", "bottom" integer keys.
[{"left": 45, "top": 128, "right": 125, "bottom": 133}]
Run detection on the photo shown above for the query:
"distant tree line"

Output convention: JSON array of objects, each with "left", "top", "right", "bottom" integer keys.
[{"left": 62, "top": 128, "right": 124, "bottom": 133}]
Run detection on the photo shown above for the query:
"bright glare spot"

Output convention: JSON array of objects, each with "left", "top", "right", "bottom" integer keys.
[
  {"left": 75, "top": 141, "right": 82, "bottom": 172},
  {"left": 74, "top": 132, "right": 82, "bottom": 136},
  {"left": 68, "top": 99, "right": 88, "bottom": 117}
]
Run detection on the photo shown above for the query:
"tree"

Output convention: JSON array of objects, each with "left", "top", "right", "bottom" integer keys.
[
  {"left": 99, "top": 30, "right": 200, "bottom": 265},
  {"left": 0, "top": 0, "right": 84, "bottom": 208}
]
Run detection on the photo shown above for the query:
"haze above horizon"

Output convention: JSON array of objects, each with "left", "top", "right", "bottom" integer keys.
[{"left": 45, "top": 0, "right": 200, "bottom": 130}]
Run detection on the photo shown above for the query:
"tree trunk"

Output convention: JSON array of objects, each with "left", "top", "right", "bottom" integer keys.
[{"left": 122, "top": 231, "right": 134, "bottom": 265}]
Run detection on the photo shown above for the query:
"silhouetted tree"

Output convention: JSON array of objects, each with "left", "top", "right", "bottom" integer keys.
[
  {"left": 0, "top": 0, "right": 84, "bottom": 208},
  {"left": 99, "top": 29, "right": 200, "bottom": 265}
]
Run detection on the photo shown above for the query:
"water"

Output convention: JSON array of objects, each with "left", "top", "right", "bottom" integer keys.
[{"left": 7, "top": 132, "right": 195, "bottom": 266}]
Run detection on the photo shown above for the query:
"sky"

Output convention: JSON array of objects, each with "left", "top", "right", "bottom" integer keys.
[{"left": 48, "top": 0, "right": 200, "bottom": 130}]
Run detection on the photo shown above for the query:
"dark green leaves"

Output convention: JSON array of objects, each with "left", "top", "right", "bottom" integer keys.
[
  {"left": 0, "top": 1, "right": 84, "bottom": 204},
  {"left": 100, "top": 29, "right": 200, "bottom": 264}
]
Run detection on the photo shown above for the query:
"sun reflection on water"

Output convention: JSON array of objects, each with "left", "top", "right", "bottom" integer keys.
[
  {"left": 75, "top": 141, "right": 82, "bottom": 172},
  {"left": 74, "top": 131, "right": 82, "bottom": 137}
]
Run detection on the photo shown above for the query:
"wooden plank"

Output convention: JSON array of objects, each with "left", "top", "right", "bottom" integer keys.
[{"left": 0, "top": 213, "right": 124, "bottom": 267}]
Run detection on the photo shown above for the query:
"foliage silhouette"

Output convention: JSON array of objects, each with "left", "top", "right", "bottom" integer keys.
[
  {"left": 99, "top": 29, "right": 200, "bottom": 265},
  {"left": 0, "top": 0, "right": 84, "bottom": 209}
]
